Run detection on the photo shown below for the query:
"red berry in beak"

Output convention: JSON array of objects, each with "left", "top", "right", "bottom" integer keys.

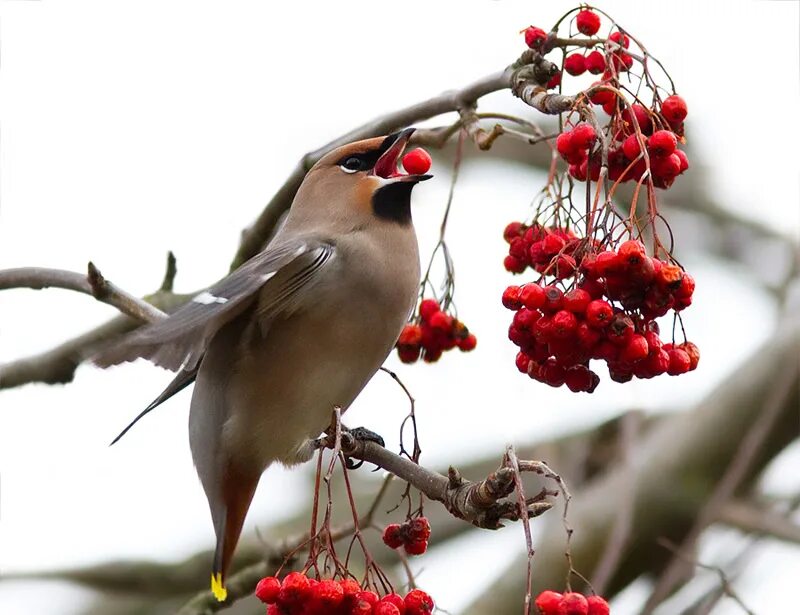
[{"left": 402, "top": 148, "right": 432, "bottom": 175}]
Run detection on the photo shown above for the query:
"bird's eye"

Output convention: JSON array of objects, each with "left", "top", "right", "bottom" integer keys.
[{"left": 340, "top": 156, "right": 366, "bottom": 173}]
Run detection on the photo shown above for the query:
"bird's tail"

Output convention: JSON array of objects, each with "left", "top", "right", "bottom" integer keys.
[{"left": 209, "top": 464, "right": 260, "bottom": 602}]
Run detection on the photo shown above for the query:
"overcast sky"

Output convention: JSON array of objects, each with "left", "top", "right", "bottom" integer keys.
[{"left": 1, "top": 1, "right": 798, "bottom": 614}]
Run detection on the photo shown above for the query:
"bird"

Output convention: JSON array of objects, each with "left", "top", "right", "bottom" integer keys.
[{"left": 97, "top": 128, "right": 430, "bottom": 601}]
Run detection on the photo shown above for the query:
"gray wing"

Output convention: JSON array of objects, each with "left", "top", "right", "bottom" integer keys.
[{"left": 94, "top": 238, "right": 336, "bottom": 371}]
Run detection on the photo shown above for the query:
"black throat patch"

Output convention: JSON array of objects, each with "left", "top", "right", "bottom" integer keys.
[{"left": 372, "top": 182, "right": 414, "bottom": 225}]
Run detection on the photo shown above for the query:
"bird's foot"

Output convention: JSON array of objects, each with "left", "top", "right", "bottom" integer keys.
[
  {"left": 345, "top": 426, "right": 385, "bottom": 448},
  {"left": 313, "top": 425, "right": 385, "bottom": 470}
]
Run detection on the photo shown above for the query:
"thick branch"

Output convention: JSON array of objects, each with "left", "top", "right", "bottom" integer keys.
[{"left": 338, "top": 436, "right": 552, "bottom": 529}]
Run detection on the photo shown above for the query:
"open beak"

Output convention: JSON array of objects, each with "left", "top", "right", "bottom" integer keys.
[{"left": 371, "top": 128, "right": 433, "bottom": 183}]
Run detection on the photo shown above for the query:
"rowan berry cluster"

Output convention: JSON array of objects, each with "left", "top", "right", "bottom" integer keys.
[
  {"left": 395, "top": 299, "right": 477, "bottom": 363},
  {"left": 255, "top": 573, "right": 434, "bottom": 615},
  {"left": 382, "top": 517, "right": 431, "bottom": 555},
  {"left": 503, "top": 230, "right": 699, "bottom": 391},
  {"left": 535, "top": 590, "right": 610, "bottom": 615},
  {"left": 524, "top": 8, "right": 690, "bottom": 190}
]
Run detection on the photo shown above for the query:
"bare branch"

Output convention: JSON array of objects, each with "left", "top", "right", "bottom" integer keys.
[
  {"left": 0, "top": 264, "right": 185, "bottom": 389},
  {"left": 0, "top": 265, "right": 165, "bottom": 323},
  {"left": 717, "top": 499, "right": 800, "bottom": 546}
]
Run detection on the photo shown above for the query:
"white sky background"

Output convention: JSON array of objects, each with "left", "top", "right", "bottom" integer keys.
[{"left": 0, "top": 1, "right": 798, "bottom": 614}]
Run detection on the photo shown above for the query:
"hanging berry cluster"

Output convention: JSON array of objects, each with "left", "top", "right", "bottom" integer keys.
[
  {"left": 523, "top": 7, "right": 690, "bottom": 189},
  {"left": 395, "top": 298, "right": 477, "bottom": 363},
  {"left": 535, "top": 590, "right": 611, "bottom": 615},
  {"left": 381, "top": 516, "right": 431, "bottom": 556},
  {"left": 504, "top": 6, "right": 699, "bottom": 391},
  {"left": 255, "top": 572, "right": 435, "bottom": 615},
  {"left": 503, "top": 234, "right": 699, "bottom": 391}
]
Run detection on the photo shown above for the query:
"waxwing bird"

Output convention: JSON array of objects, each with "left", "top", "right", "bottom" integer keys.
[{"left": 97, "top": 128, "right": 430, "bottom": 601}]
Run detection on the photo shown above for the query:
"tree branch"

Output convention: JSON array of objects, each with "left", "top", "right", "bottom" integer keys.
[
  {"left": 0, "top": 262, "right": 184, "bottom": 388},
  {"left": 0, "top": 265, "right": 167, "bottom": 324},
  {"left": 717, "top": 499, "right": 800, "bottom": 546}
]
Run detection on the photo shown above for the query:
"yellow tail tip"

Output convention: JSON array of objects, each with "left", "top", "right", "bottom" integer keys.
[{"left": 211, "top": 572, "right": 227, "bottom": 602}]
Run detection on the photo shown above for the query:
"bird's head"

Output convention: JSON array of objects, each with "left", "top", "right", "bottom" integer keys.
[{"left": 289, "top": 128, "right": 431, "bottom": 230}]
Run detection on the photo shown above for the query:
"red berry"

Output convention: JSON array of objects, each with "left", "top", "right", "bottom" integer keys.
[
  {"left": 676, "top": 272, "right": 695, "bottom": 298},
  {"left": 356, "top": 590, "right": 380, "bottom": 606},
  {"left": 565, "top": 365, "right": 596, "bottom": 393},
  {"left": 515, "top": 351, "right": 532, "bottom": 373},
  {"left": 674, "top": 149, "right": 689, "bottom": 174},
  {"left": 349, "top": 599, "right": 374, "bottom": 615},
  {"left": 667, "top": 347, "right": 691, "bottom": 375},
  {"left": 503, "top": 221, "right": 525, "bottom": 243},
  {"left": 585, "top": 51, "right": 606, "bottom": 74},
  {"left": 587, "top": 595, "right": 611, "bottom": 615},
  {"left": 559, "top": 592, "right": 589, "bottom": 615},
  {"left": 547, "top": 72, "right": 562, "bottom": 89},
  {"left": 379, "top": 593, "right": 406, "bottom": 614},
  {"left": 542, "top": 359, "right": 567, "bottom": 387},
  {"left": 542, "top": 286, "right": 564, "bottom": 313},
  {"left": 504, "top": 254, "right": 527, "bottom": 273},
  {"left": 502, "top": 285, "right": 523, "bottom": 310},
  {"left": 576, "top": 9, "right": 601, "bottom": 36},
  {"left": 621, "top": 104, "right": 653, "bottom": 135},
  {"left": 647, "top": 130, "right": 677, "bottom": 158},
  {"left": 607, "top": 313, "right": 635, "bottom": 346},
  {"left": 374, "top": 603, "right": 402, "bottom": 615},
  {"left": 428, "top": 311, "right": 452, "bottom": 333},
  {"left": 340, "top": 579, "right": 361, "bottom": 596},
  {"left": 651, "top": 153, "right": 682, "bottom": 179},
  {"left": 563, "top": 288, "right": 591, "bottom": 313},
  {"left": 458, "top": 333, "right": 477, "bottom": 351},
  {"left": 278, "top": 571, "right": 311, "bottom": 605},
  {"left": 524, "top": 26, "right": 548, "bottom": 48},
  {"left": 520, "top": 283, "right": 546, "bottom": 310},
  {"left": 576, "top": 321, "right": 602, "bottom": 350},
  {"left": 535, "top": 590, "right": 564, "bottom": 615},
  {"left": 585, "top": 299, "right": 613, "bottom": 328},
  {"left": 661, "top": 95, "right": 688, "bottom": 124},
  {"left": 397, "top": 346, "right": 420, "bottom": 364},
  {"left": 382, "top": 524, "right": 403, "bottom": 549},
  {"left": 609, "top": 31, "right": 630, "bottom": 49},
  {"left": 543, "top": 233, "right": 566, "bottom": 255},
  {"left": 571, "top": 123, "right": 597, "bottom": 150},
  {"left": 656, "top": 263, "right": 683, "bottom": 289},
  {"left": 556, "top": 132, "right": 575, "bottom": 158},
  {"left": 402, "top": 149, "right": 432, "bottom": 175},
  {"left": 564, "top": 53, "right": 587, "bottom": 76},
  {"left": 618, "top": 239, "right": 646, "bottom": 260},
  {"left": 407, "top": 517, "right": 431, "bottom": 541},
  {"left": 552, "top": 310, "right": 579, "bottom": 338},
  {"left": 419, "top": 299, "right": 440, "bottom": 321},
  {"left": 255, "top": 576, "right": 282, "bottom": 604},
  {"left": 589, "top": 84, "right": 615, "bottom": 106},
  {"left": 404, "top": 539, "right": 428, "bottom": 555},
  {"left": 313, "top": 579, "right": 345, "bottom": 609},
  {"left": 404, "top": 589, "right": 435, "bottom": 615},
  {"left": 622, "top": 134, "right": 643, "bottom": 160},
  {"left": 642, "top": 347, "right": 669, "bottom": 375},
  {"left": 422, "top": 347, "right": 442, "bottom": 363},
  {"left": 621, "top": 334, "right": 649, "bottom": 363},
  {"left": 679, "top": 341, "right": 700, "bottom": 370},
  {"left": 398, "top": 324, "right": 422, "bottom": 347}
]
